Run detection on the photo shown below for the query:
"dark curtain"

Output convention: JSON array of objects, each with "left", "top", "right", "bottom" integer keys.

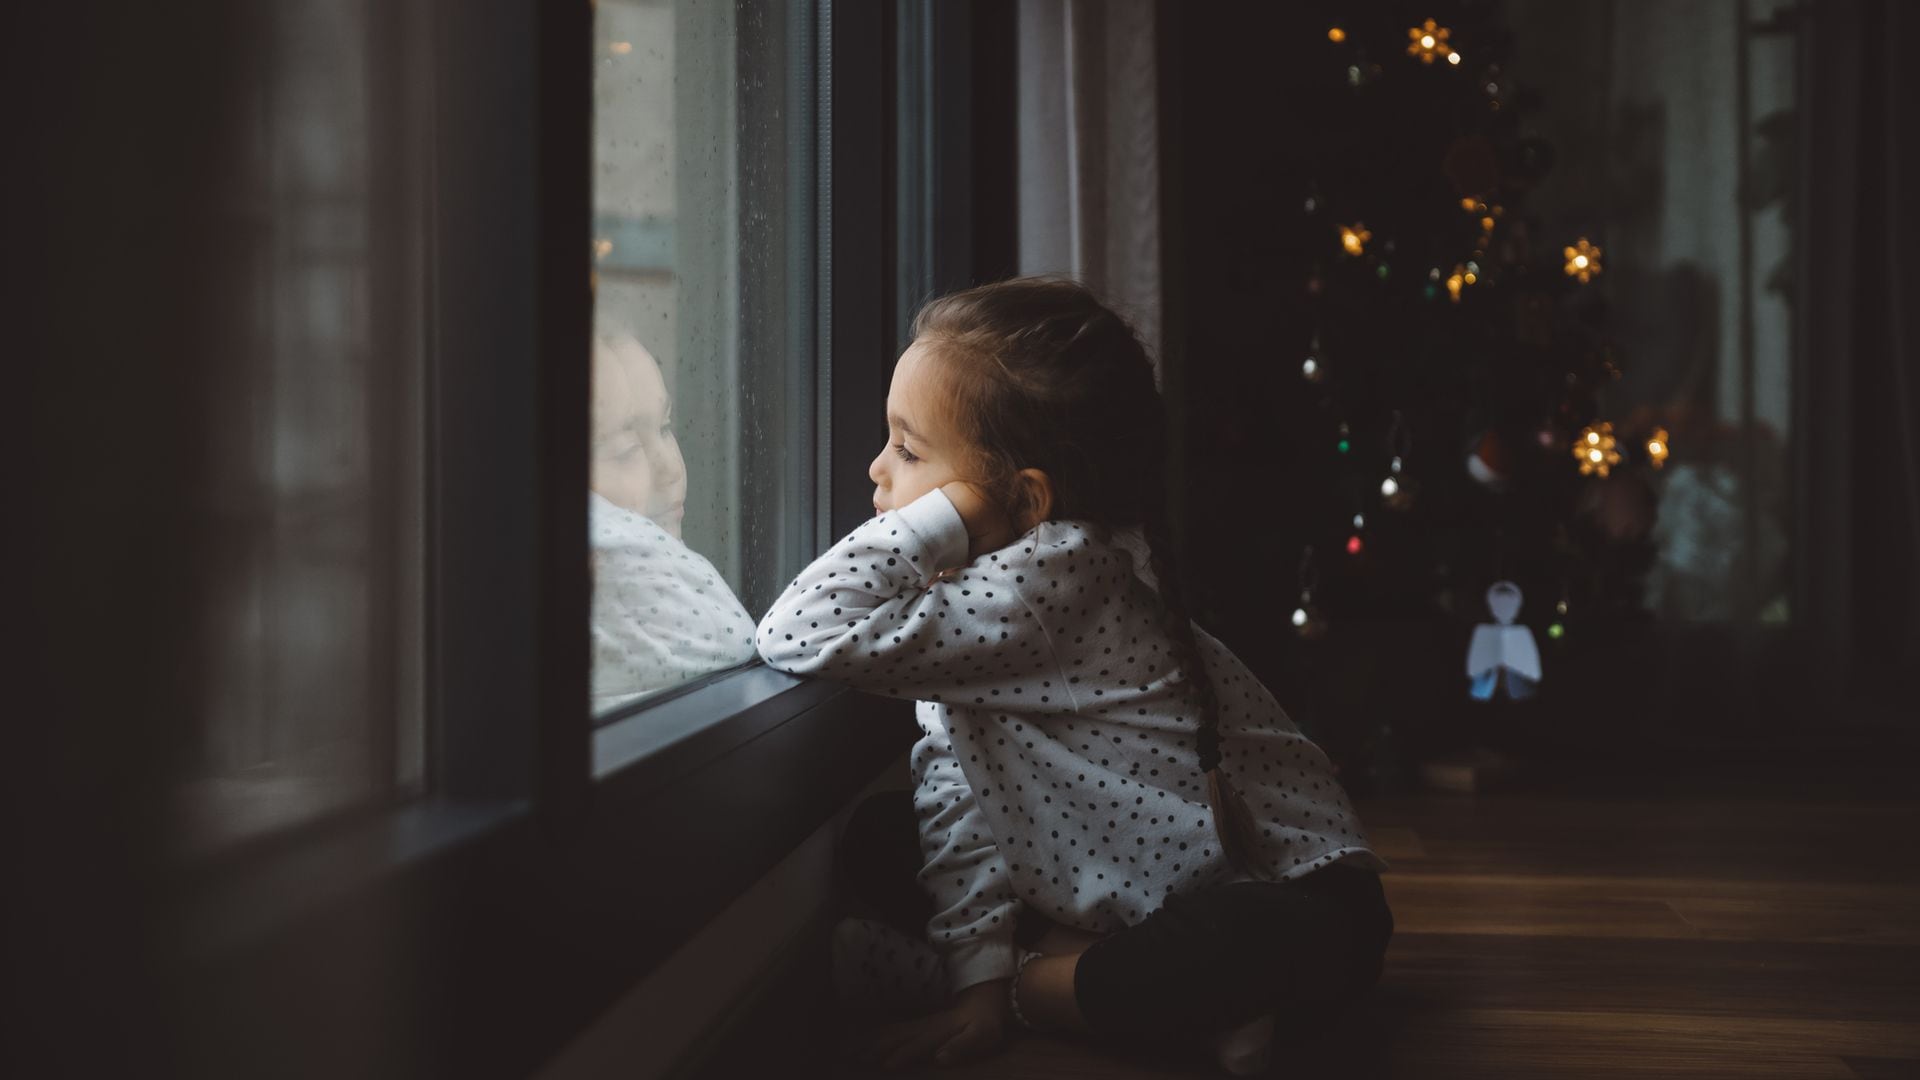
[{"left": 1795, "top": 0, "right": 1920, "bottom": 720}]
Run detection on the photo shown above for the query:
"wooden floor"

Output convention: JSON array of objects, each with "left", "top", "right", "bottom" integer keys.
[{"left": 850, "top": 729, "right": 1920, "bottom": 1079}]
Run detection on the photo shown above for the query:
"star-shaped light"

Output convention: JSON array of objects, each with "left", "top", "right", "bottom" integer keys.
[
  {"left": 1407, "top": 19, "right": 1454, "bottom": 64},
  {"left": 1564, "top": 237, "right": 1603, "bottom": 283},
  {"left": 1574, "top": 422, "right": 1621, "bottom": 477},
  {"left": 1645, "top": 427, "right": 1671, "bottom": 469}
]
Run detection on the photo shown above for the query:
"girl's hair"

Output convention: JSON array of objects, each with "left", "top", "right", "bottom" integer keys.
[{"left": 911, "top": 275, "right": 1270, "bottom": 882}]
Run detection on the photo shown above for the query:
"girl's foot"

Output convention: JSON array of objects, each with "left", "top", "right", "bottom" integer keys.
[
  {"left": 1209, "top": 1011, "right": 1275, "bottom": 1077},
  {"left": 829, "top": 916, "right": 948, "bottom": 1018}
]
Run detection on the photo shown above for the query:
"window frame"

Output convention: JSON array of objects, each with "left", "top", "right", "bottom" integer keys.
[{"left": 164, "top": 2, "right": 941, "bottom": 1075}]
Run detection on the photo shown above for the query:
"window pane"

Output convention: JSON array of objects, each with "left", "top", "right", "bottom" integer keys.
[
  {"left": 176, "top": 0, "right": 429, "bottom": 853},
  {"left": 590, "top": 0, "right": 820, "bottom": 717},
  {"left": 1513, "top": 0, "right": 1801, "bottom": 625}
]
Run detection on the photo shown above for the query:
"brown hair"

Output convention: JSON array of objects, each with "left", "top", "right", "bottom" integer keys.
[{"left": 911, "top": 275, "right": 1270, "bottom": 882}]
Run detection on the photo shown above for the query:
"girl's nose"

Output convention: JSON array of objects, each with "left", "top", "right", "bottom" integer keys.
[
  {"left": 867, "top": 446, "right": 888, "bottom": 487},
  {"left": 657, "top": 444, "right": 685, "bottom": 490}
]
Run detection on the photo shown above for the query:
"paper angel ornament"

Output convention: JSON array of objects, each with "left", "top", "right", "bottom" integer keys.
[{"left": 1467, "top": 581, "right": 1542, "bottom": 701}]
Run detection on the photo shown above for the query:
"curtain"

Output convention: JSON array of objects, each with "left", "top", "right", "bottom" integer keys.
[
  {"left": 1797, "top": 0, "right": 1920, "bottom": 715},
  {"left": 1015, "top": 0, "right": 1164, "bottom": 366}
]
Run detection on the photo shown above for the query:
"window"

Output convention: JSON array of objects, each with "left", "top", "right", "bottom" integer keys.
[
  {"left": 19, "top": 1, "right": 948, "bottom": 1073},
  {"left": 589, "top": 0, "right": 826, "bottom": 719}
]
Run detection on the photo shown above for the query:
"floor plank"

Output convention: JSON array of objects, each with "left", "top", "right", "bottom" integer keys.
[{"left": 847, "top": 731, "right": 1920, "bottom": 1079}]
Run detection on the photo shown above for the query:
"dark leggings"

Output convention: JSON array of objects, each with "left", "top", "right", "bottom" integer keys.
[{"left": 837, "top": 790, "right": 1394, "bottom": 1052}]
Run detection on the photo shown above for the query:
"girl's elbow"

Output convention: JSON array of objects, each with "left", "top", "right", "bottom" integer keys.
[{"left": 754, "top": 627, "right": 824, "bottom": 675}]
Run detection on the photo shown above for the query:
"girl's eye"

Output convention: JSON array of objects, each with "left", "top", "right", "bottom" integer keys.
[{"left": 893, "top": 443, "right": 919, "bottom": 463}]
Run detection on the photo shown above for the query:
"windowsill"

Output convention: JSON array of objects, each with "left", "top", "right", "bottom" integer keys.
[{"left": 591, "top": 662, "right": 844, "bottom": 782}]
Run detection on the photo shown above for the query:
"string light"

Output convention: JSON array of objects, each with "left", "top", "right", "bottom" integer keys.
[
  {"left": 1327, "top": 26, "right": 1347, "bottom": 43},
  {"left": 1302, "top": 335, "right": 1325, "bottom": 383},
  {"left": 1407, "top": 18, "right": 1455, "bottom": 65},
  {"left": 1336, "top": 421, "right": 1352, "bottom": 455},
  {"left": 1564, "top": 237, "right": 1603, "bottom": 283},
  {"left": 1573, "top": 422, "right": 1621, "bottom": 477},
  {"left": 1346, "top": 533, "right": 1364, "bottom": 556},
  {"left": 1645, "top": 427, "right": 1671, "bottom": 469},
  {"left": 1339, "top": 223, "right": 1371, "bottom": 256}
]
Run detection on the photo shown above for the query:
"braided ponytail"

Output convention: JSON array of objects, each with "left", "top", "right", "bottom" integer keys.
[
  {"left": 1140, "top": 459, "right": 1273, "bottom": 883},
  {"left": 912, "top": 275, "right": 1271, "bottom": 881}
]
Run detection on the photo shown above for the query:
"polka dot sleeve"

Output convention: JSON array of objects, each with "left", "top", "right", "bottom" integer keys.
[{"left": 755, "top": 489, "right": 1075, "bottom": 709}]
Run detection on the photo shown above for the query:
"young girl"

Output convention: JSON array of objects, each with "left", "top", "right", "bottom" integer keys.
[{"left": 757, "top": 278, "right": 1393, "bottom": 1074}]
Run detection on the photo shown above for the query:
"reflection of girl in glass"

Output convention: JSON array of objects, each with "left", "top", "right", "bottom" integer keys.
[{"left": 590, "top": 330, "right": 753, "bottom": 712}]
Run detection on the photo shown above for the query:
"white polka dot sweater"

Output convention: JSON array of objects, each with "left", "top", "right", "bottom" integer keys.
[{"left": 756, "top": 488, "right": 1388, "bottom": 994}]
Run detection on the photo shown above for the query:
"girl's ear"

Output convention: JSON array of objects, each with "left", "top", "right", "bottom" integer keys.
[{"left": 1012, "top": 468, "right": 1054, "bottom": 531}]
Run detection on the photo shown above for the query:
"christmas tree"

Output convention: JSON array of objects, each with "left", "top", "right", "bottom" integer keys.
[{"left": 1196, "top": 4, "right": 1665, "bottom": 787}]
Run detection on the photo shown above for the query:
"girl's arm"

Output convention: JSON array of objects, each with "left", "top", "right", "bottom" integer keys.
[{"left": 755, "top": 488, "right": 1074, "bottom": 708}]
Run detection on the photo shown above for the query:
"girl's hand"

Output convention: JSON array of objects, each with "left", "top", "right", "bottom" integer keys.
[
  {"left": 940, "top": 481, "right": 1016, "bottom": 561},
  {"left": 850, "top": 979, "right": 1011, "bottom": 1071}
]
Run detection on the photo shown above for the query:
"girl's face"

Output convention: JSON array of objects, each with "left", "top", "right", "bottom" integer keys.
[
  {"left": 869, "top": 340, "right": 970, "bottom": 513},
  {"left": 592, "top": 336, "right": 688, "bottom": 536}
]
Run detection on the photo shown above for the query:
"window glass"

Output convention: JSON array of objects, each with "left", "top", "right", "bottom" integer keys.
[
  {"left": 590, "top": 0, "right": 821, "bottom": 717},
  {"left": 178, "top": 0, "right": 429, "bottom": 852},
  {"left": 1513, "top": 0, "right": 1800, "bottom": 624}
]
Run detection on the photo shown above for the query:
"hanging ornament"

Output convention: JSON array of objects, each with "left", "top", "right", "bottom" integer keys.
[
  {"left": 1573, "top": 421, "right": 1621, "bottom": 477},
  {"left": 1338, "top": 223, "right": 1371, "bottom": 257},
  {"left": 1645, "top": 427, "right": 1671, "bottom": 469},
  {"left": 1482, "top": 63, "right": 1513, "bottom": 110},
  {"left": 1564, "top": 237, "right": 1603, "bottom": 283},
  {"left": 1465, "top": 429, "right": 1511, "bottom": 492},
  {"left": 1467, "top": 581, "right": 1543, "bottom": 701},
  {"left": 1380, "top": 457, "right": 1404, "bottom": 499},
  {"left": 1301, "top": 335, "right": 1325, "bottom": 383},
  {"left": 1291, "top": 548, "right": 1330, "bottom": 640},
  {"left": 1380, "top": 412, "right": 1415, "bottom": 510},
  {"left": 1406, "top": 18, "right": 1456, "bottom": 65}
]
